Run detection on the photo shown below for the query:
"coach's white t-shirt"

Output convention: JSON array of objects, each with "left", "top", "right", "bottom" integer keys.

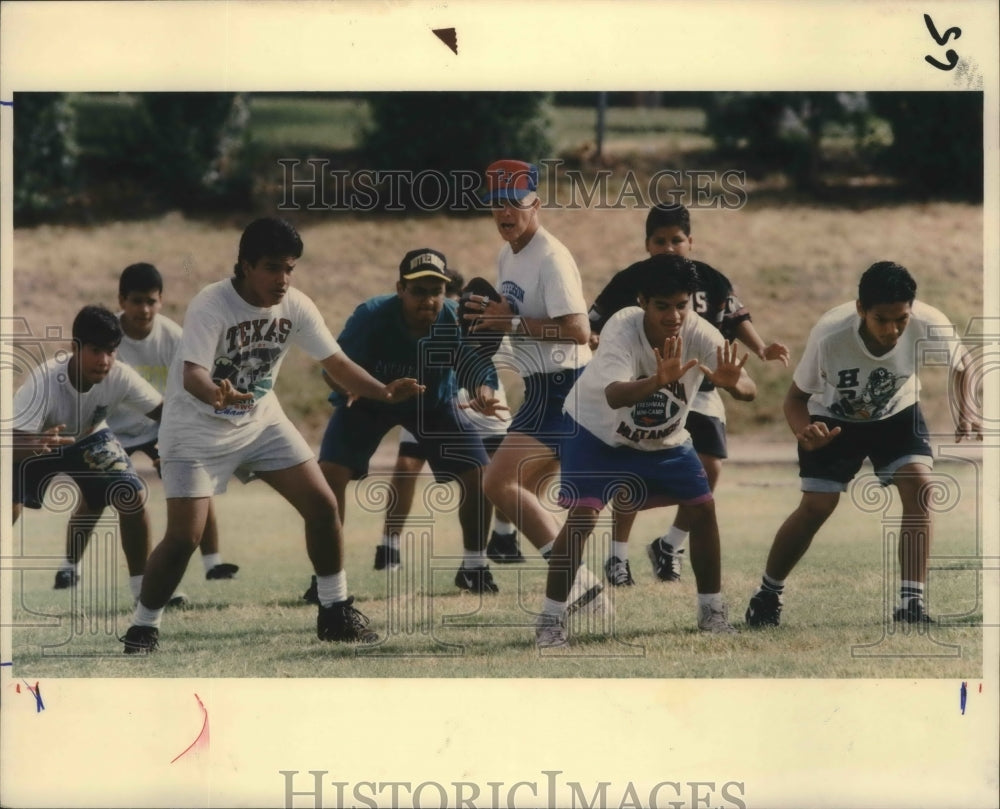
[
  {"left": 566, "top": 307, "right": 725, "bottom": 451},
  {"left": 13, "top": 355, "right": 161, "bottom": 441},
  {"left": 158, "top": 279, "right": 340, "bottom": 457},
  {"left": 106, "top": 314, "right": 183, "bottom": 448},
  {"left": 496, "top": 226, "right": 593, "bottom": 375},
  {"left": 794, "top": 300, "right": 961, "bottom": 422}
]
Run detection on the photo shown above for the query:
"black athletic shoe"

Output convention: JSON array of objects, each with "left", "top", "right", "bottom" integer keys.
[
  {"left": 454, "top": 566, "right": 500, "bottom": 594},
  {"left": 166, "top": 592, "right": 191, "bottom": 609},
  {"left": 121, "top": 625, "right": 159, "bottom": 654},
  {"left": 302, "top": 575, "right": 319, "bottom": 605},
  {"left": 604, "top": 556, "right": 635, "bottom": 587},
  {"left": 486, "top": 530, "right": 526, "bottom": 564},
  {"left": 374, "top": 545, "right": 401, "bottom": 571},
  {"left": 893, "top": 600, "right": 935, "bottom": 624},
  {"left": 745, "top": 590, "right": 783, "bottom": 628},
  {"left": 647, "top": 539, "right": 684, "bottom": 582},
  {"left": 317, "top": 596, "right": 379, "bottom": 643},
  {"left": 206, "top": 562, "right": 240, "bottom": 580},
  {"left": 54, "top": 569, "right": 79, "bottom": 589}
]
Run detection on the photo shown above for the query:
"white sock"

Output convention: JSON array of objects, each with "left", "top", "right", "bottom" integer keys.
[
  {"left": 542, "top": 597, "right": 567, "bottom": 617},
  {"left": 316, "top": 571, "right": 348, "bottom": 607},
  {"left": 201, "top": 553, "right": 222, "bottom": 573},
  {"left": 132, "top": 601, "right": 163, "bottom": 628},
  {"left": 697, "top": 592, "right": 724, "bottom": 612},
  {"left": 60, "top": 558, "right": 79, "bottom": 574},
  {"left": 611, "top": 541, "right": 629, "bottom": 561},
  {"left": 662, "top": 525, "right": 689, "bottom": 552},
  {"left": 493, "top": 518, "right": 516, "bottom": 535},
  {"left": 463, "top": 549, "right": 488, "bottom": 569},
  {"left": 899, "top": 580, "right": 924, "bottom": 607},
  {"left": 383, "top": 533, "right": 401, "bottom": 550},
  {"left": 539, "top": 541, "right": 555, "bottom": 559},
  {"left": 128, "top": 575, "right": 143, "bottom": 600}
]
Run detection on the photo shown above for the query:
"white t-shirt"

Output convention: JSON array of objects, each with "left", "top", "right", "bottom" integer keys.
[
  {"left": 13, "top": 355, "right": 162, "bottom": 442},
  {"left": 106, "top": 314, "right": 183, "bottom": 447},
  {"left": 566, "top": 307, "right": 725, "bottom": 450},
  {"left": 496, "top": 226, "right": 593, "bottom": 375},
  {"left": 794, "top": 300, "right": 961, "bottom": 421},
  {"left": 158, "top": 280, "right": 340, "bottom": 456}
]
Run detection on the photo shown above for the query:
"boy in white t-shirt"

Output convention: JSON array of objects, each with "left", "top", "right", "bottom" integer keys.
[
  {"left": 745, "top": 261, "right": 981, "bottom": 628},
  {"left": 107, "top": 262, "right": 238, "bottom": 581},
  {"left": 12, "top": 305, "right": 163, "bottom": 601},
  {"left": 120, "top": 218, "right": 423, "bottom": 653},
  {"left": 467, "top": 159, "right": 609, "bottom": 617},
  {"left": 536, "top": 255, "right": 756, "bottom": 647}
]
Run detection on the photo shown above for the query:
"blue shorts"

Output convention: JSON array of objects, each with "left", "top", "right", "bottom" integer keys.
[
  {"left": 798, "top": 404, "right": 934, "bottom": 492},
  {"left": 557, "top": 423, "right": 712, "bottom": 512},
  {"left": 13, "top": 428, "right": 146, "bottom": 512},
  {"left": 320, "top": 403, "right": 488, "bottom": 481},
  {"left": 509, "top": 368, "right": 584, "bottom": 450}
]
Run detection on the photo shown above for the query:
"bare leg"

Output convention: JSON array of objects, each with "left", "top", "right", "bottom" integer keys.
[
  {"left": 199, "top": 499, "right": 220, "bottom": 556},
  {"left": 138, "top": 497, "right": 210, "bottom": 609},
  {"left": 893, "top": 463, "right": 934, "bottom": 585},
  {"left": 673, "top": 454, "right": 723, "bottom": 533},
  {"left": 764, "top": 491, "right": 840, "bottom": 580},
  {"left": 546, "top": 507, "right": 600, "bottom": 602},
  {"left": 686, "top": 499, "right": 722, "bottom": 594},
  {"left": 383, "top": 453, "right": 424, "bottom": 543},
  {"left": 265, "top": 460, "right": 344, "bottom": 575},
  {"left": 457, "top": 465, "right": 492, "bottom": 552}
]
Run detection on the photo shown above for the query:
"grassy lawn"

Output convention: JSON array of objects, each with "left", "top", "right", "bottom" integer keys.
[{"left": 7, "top": 459, "right": 983, "bottom": 678}]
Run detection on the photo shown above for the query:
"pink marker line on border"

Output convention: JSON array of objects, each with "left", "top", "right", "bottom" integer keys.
[{"left": 171, "top": 693, "right": 209, "bottom": 764}]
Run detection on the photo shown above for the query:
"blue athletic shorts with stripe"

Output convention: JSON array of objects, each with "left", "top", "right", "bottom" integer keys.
[
  {"left": 508, "top": 368, "right": 584, "bottom": 450},
  {"left": 557, "top": 422, "right": 712, "bottom": 512}
]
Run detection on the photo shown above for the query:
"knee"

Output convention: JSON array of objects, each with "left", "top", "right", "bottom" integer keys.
[{"left": 797, "top": 494, "right": 839, "bottom": 524}]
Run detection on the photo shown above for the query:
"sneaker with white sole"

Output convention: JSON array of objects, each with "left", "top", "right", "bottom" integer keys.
[
  {"left": 454, "top": 565, "right": 500, "bottom": 594},
  {"left": 604, "top": 556, "right": 635, "bottom": 587},
  {"left": 698, "top": 603, "right": 738, "bottom": 634},
  {"left": 647, "top": 539, "right": 684, "bottom": 582},
  {"left": 535, "top": 612, "right": 568, "bottom": 648}
]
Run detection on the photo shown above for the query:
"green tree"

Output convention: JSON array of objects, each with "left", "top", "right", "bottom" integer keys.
[{"left": 13, "top": 93, "right": 80, "bottom": 223}]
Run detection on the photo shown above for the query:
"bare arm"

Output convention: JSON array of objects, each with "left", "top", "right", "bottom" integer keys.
[
  {"left": 733, "top": 319, "right": 790, "bottom": 366},
  {"left": 952, "top": 353, "right": 983, "bottom": 442},
  {"left": 183, "top": 362, "right": 254, "bottom": 409},
  {"left": 465, "top": 295, "right": 591, "bottom": 344},
  {"left": 319, "top": 352, "right": 424, "bottom": 405},
  {"left": 784, "top": 382, "right": 841, "bottom": 450},
  {"left": 700, "top": 341, "right": 756, "bottom": 402}
]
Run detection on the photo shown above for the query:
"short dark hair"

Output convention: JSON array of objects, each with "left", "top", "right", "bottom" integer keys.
[
  {"left": 119, "top": 262, "right": 163, "bottom": 297},
  {"left": 645, "top": 203, "right": 691, "bottom": 239},
  {"left": 858, "top": 261, "right": 917, "bottom": 309},
  {"left": 72, "top": 305, "right": 122, "bottom": 350},
  {"left": 634, "top": 254, "right": 701, "bottom": 300},
  {"left": 444, "top": 268, "right": 465, "bottom": 298},
  {"left": 234, "top": 218, "right": 303, "bottom": 278}
]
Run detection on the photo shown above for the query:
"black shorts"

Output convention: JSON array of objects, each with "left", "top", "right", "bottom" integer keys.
[
  {"left": 684, "top": 411, "right": 727, "bottom": 459},
  {"left": 400, "top": 431, "right": 504, "bottom": 460},
  {"left": 13, "top": 428, "right": 146, "bottom": 512},
  {"left": 320, "top": 403, "right": 488, "bottom": 481},
  {"left": 798, "top": 405, "right": 933, "bottom": 492}
]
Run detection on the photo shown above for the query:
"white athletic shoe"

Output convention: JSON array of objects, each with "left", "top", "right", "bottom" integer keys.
[
  {"left": 535, "top": 612, "right": 568, "bottom": 648},
  {"left": 566, "top": 565, "right": 613, "bottom": 619},
  {"left": 697, "top": 603, "right": 738, "bottom": 634}
]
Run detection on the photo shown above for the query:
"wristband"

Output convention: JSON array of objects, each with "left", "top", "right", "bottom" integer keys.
[{"left": 510, "top": 316, "right": 522, "bottom": 334}]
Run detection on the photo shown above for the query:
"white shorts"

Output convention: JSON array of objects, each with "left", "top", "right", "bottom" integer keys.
[{"left": 160, "top": 416, "right": 313, "bottom": 498}]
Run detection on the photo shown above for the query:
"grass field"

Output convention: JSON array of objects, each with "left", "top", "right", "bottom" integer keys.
[{"left": 6, "top": 455, "right": 983, "bottom": 679}]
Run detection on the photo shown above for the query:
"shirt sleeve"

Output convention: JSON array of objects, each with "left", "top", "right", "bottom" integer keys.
[
  {"left": 792, "top": 323, "right": 825, "bottom": 394},
  {"left": 180, "top": 289, "right": 227, "bottom": 371},
  {"left": 12, "top": 373, "right": 45, "bottom": 432},
  {"left": 290, "top": 292, "right": 341, "bottom": 361},
  {"left": 540, "top": 247, "right": 588, "bottom": 320},
  {"left": 116, "top": 363, "right": 163, "bottom": 415}
]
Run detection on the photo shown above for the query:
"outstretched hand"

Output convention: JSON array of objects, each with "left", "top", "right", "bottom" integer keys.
[
  {"left": 760, "top": 341, "right": 791, "bottom": 367},
  {"left": 955, "top": 418, "right": 983, "bottom": 443},
  {"left": 653, "top": 336, "right": 698, "bottom": 386},
  {"left": 461, "top": 385, "right": 510, "bottom": 421},
  {"left": 19, "top": 424, "right": 75, "bottom": 457},
  {"left": 700, "top": 340, "right": 749, "bottom": 389},
  {"left": 795, "top": 421, "right": 842, "bottom": 451},
  {"left": 213, "top": 379, "right": 254, "bottom": 410},
  {"left": 383, "top": 377, "right": 425, "bottom": 403}
]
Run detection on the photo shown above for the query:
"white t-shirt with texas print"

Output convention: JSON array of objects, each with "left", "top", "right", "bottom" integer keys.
[
  {"left": 158, "top": 279, "right": 340, "bottom": 459},
  {"left": 793, "top": 300, "right": 961, "bottom": 422},
  {"left": 565, "top": 306, "right": 726, "bottom": 451}
]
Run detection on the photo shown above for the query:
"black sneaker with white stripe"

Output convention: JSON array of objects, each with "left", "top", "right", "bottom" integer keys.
[{"left": 647, "top": 538, "right": 683, "bottom": 582}]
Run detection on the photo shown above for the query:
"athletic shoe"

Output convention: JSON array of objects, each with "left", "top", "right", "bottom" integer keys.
[
  {"left": 302, "top": 575, "right": 319, "bottom": 605},
  {"left": 374, "top": 545, "right": 401, "bottom": 571},
  {"left": 54, "top": 569, "right": 79, "bottom": 589},
  {"left": 604, "top": 556, "right": 635, "bottom": 587},
  {"left": 745, "top": 589, "right": 783, "bottom": 628},
  {"left": 120, "top": 625, "right": 159, "bottom": 654},
  {"left": 566, "top": 566, "right": 613, "bottom": 618},
  {"left": 647, "top": 539, "right": 684, "bottom": 582},
  {"left": 166, "top": 592, "right": 190, "bottom": 609},
  {"left": 893, "top": 600, "right": 935, "bottom": 624},
  {"left": 698, "top": 603, "right": 738, "bottom": 634},
  {"left": 535, "top": 613, "right": 568, "bottom": 648},
  {"left": 206, "top": 562, "right": 240, "bottom": 580},
  {"left": 454, "top": 565, "right": 500, "bottom": 594},
  {"left": 486, "top": 530, "right": 526, "bottom": 564},
  {"left": 317, "top": 596, "right": 379, "bottom": 643}
]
